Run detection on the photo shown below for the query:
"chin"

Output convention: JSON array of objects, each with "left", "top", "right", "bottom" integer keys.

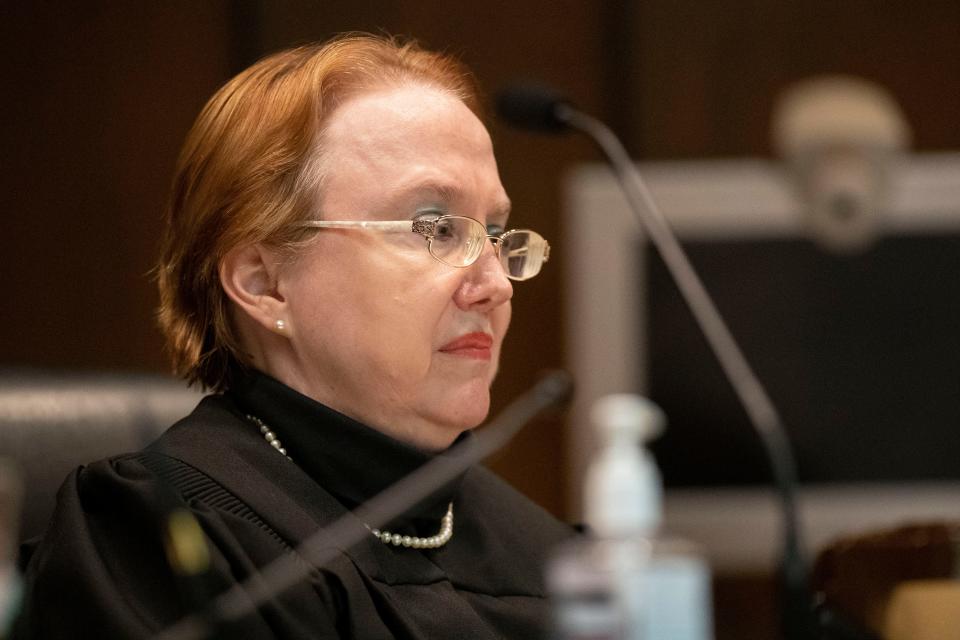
[
  {"left": 414, "top": 416, "right": 481, "bottom": 452},
  {"left": 449, "top": 397, "right": 491, "bottom": 432},
  {"left": 409, "top": 376, "right": 494, "bottom": 449},
  {"left": 432, "top": 386, "right": 491, "bottom": 437}
]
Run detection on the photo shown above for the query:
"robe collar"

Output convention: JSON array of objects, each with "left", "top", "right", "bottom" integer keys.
[{"left": 227, "top": 369, "right": 467, "bottom": 523}]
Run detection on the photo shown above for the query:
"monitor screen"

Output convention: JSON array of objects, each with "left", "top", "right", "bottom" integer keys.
[{"left": 645, "top": 234, "right": 960, "bottom": 486}]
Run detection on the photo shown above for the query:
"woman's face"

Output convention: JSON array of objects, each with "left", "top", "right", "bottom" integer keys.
[{"left": 272, "top": 84, "right": 514, "bottom": 450}]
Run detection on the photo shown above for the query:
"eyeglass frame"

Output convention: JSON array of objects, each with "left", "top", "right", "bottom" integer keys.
[{"left": 291, "top": 214, "right": 550, "bottom": 281}]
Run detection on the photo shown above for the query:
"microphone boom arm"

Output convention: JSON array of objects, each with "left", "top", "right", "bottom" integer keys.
[{"left": 555, "top": 104, "right": 813, "bottom": 640}]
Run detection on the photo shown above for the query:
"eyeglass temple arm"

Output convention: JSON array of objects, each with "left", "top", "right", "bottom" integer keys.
[
  {"left": 297, "top": 220, "right": 549, "bottom": 263},
  {"left": 295, "top": 220, "right": 418, "bottom": 232}
]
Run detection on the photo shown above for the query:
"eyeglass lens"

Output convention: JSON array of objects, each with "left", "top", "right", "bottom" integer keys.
[{"left": 426, "top": 216, "right": 547, "bottom": 281}]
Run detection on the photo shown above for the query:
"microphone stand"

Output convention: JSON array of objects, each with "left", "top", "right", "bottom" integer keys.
[
  {"left": 153, "top": 371, "right": 573, "bottom": 640},
  {"left": 548, "top": 102, "right": 815, "bottom": 640}
]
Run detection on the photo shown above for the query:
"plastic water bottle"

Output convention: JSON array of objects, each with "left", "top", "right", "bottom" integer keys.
[{"left": 547, "top": 395, "right": 713, "bottom": 640}]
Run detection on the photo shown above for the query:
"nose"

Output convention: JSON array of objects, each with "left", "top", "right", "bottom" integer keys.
[{"left": 452, "top": 240, "right": 513, "bottom": 312}]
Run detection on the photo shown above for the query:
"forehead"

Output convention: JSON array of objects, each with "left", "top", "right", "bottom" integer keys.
[
  {"left": 324, "top": 83, "right": 488, "bottom": 151},
  {"left": 317, "top": 84, "right": 508, "bottom": 215}
]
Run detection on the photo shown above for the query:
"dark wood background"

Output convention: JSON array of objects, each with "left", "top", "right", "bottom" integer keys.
[{"left": 2, "top": 4, "right": 959, "bottom": 635}]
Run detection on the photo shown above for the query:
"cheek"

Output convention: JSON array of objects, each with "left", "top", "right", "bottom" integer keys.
[
  {"left": 283, "top": 246, "right": 388, "bottom": 351},
  {"left": 287, "top": 241, "right": 484, "bottom": 377},
  {"left": 352, "top": 265, "right": 457, "bottom": 369}
]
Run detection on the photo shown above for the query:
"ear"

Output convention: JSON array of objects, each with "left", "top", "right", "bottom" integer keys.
[{"left": 220, "top": 244, "right": 290, "bottom": 336}]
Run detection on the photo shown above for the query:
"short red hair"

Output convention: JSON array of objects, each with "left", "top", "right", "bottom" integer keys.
[{"left": 156, "top": 34, "right": 483, "bottom": 390}]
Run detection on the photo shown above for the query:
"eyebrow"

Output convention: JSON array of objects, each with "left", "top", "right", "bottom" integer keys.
[{"left": 400, "top": 180, "right": 512, "bottom": 219}]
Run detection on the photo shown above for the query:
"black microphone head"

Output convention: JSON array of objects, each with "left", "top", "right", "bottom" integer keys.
[{"left": 496, "top": 84, "right": 572, "bottom": 133}]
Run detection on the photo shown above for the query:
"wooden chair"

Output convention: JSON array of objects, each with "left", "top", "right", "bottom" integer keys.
[{"left": 814, "top": 522, "right": 960, "bottom": 639}]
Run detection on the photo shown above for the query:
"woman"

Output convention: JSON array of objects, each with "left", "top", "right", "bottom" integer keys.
[{"left": 15, "top": 34, "right": 569, "bottom": 639}]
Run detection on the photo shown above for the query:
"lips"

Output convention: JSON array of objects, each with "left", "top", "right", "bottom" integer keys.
[{"left": 438, "top": 332, "right": 494, "bottom": 360}]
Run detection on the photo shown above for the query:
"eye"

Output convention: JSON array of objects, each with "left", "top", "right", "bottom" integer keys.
[
  {"left": 486, "top": 223, "right": 505, "bottom": 237},
  {"left": 433, "top": 217, "right": 460, "bottom": 244}
]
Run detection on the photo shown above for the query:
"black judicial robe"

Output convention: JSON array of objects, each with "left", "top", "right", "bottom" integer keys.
[{"left": 15, "top": 372, "right": 574, "bottom": 639}]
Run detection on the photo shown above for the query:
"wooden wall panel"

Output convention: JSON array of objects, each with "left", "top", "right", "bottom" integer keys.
[
  {"left": 0, "top": 3, "right": 233, "bottom": 372},
  {"left": 619, "top": 1, "right": 960, "bottom": 158}
]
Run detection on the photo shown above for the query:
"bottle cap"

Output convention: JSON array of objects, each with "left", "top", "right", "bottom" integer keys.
[{"left": 590, "top": 394, "right": 664, "bottom": 443}]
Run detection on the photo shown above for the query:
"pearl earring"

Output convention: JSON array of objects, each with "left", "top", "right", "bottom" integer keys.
[{"left": 275, "top": 319, "right": 286, "bottom": 332}]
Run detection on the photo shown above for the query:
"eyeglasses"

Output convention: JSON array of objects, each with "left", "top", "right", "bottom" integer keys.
[{"left": 294, "top": 215, "right": 550, "bottom": 281}]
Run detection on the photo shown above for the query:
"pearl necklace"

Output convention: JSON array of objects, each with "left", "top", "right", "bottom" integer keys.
[{"left": 246, "top": 414, "right": 454, "bottom": 549}]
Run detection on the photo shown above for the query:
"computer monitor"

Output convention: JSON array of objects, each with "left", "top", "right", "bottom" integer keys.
[{"left": 564, "top": 154, "right": 960, "bottom": 568}]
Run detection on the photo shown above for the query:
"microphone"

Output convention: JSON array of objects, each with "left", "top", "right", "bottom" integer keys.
[
  {"left": 153, "top": 370, "right": 574, "bottom": 640},
  {"left": 495, "top": 84, "right": 573, "bottom": 133},
  {"left": 497, "top": 85, "right": 816, "bottom": 640}
]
